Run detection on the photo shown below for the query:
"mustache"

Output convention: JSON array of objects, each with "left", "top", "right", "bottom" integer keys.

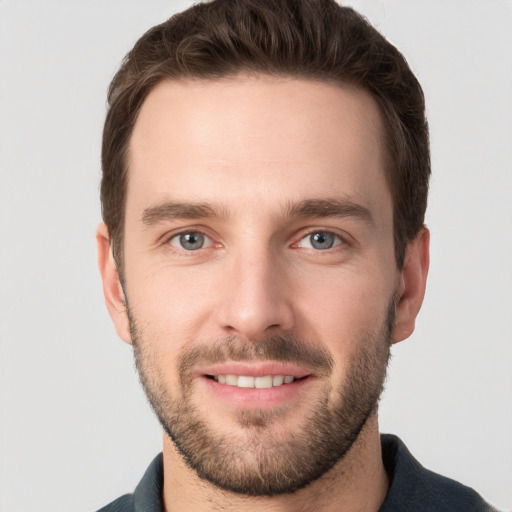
[{"left": 179, "top": 335, "right": 334, "bottom": 380}]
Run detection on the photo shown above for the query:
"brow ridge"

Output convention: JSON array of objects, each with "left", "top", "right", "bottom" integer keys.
[
  {"left": 141, "top": 197, "right": 374, "bottom": 226},
  {"left": 142, "top": 202, "right": 223, "bottom": 225},
  {"left": 286, "top": 198, "right": 374, "bottom": 224}
]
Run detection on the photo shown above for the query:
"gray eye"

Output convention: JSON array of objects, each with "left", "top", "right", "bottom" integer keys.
[
  {"left": 297, "top": 231, "right": 342, "bottom": 250},
  {"left": 170, "top": 232, "right": 206, "bottom": 250},
  {"left": 309, "top": 232, "right": 335, "bottom": 250}
]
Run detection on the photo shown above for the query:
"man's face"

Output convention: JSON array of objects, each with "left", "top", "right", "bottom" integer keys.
[{"left": 114, "top": 77, "right": 402, "bottom": 494}]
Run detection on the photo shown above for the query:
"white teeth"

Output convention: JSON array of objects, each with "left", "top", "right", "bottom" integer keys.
[
  {"left": 225, "top": 375, "right": 238, "bottom": 385},
  {"left": 254, "top": 376, "right": 273, "bottom": 389},
  {"left": 272, "top": 375, "right": 284, "bottom": 386},
  {"left": 237, "top": 376, "right": 255, "bottom": 388},
  {"left": 212, "top": 374, "right": 296, "bottom": 388}
]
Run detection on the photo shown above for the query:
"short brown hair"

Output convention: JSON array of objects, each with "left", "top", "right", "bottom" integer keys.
[{"left": 101, "top": 0, "right": 430, "bottom": 271}]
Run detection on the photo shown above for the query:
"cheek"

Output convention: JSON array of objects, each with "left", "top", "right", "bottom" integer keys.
[
  {"left": 125, "top": 262, "right": 221, "bottom": 343},
  {"left": 124, "top": 241, "right": 397, "bottom": 363},
  {"left": 296, "top": 275, "right": 393, "bottom": 393},
  {"left": 294, "top": 264, "right": 394, "bottom": 350}
]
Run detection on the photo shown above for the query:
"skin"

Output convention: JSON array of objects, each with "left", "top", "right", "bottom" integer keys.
[{"left": 97, "top": 76, "right": 429, "bottom": 511}]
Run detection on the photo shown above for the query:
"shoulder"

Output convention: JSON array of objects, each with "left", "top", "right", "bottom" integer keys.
[
  {"left": 94, "top": 454, "right": 164, "bottom": 512},
  {"left": 95, "top": 494, "right": 134, "bottom": 512},
  {"left": 380, "top": 434, "right": 499, "bottom": 512}
]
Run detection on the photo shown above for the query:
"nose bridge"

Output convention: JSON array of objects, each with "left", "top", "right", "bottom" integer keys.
[{"left": 217, "top": 241, "right": 294, "bottom": 339}]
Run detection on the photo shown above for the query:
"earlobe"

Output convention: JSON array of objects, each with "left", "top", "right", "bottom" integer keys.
[
  {"left": 392, "top": 227, "right": 430, "bottom": 344},
  {"left": 96, "top": 223, "right": 132, "bottom": 344}
]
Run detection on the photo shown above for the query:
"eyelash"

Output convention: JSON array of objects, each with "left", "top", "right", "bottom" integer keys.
[
  {"left": 164, "top": 228, "right": 348, "bottom": 253},
  {"left": 294, "top": 230, "right": 345, "bottom": 251},
  {"left": 166, "top": 230, "right": 216, "bottom": 252}
]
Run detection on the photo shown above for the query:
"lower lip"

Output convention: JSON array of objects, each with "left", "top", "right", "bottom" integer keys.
[{"left": 200, "top": 376, "right": 314, "bottom": 409}]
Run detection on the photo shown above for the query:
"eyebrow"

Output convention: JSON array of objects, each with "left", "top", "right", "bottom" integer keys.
[
  {"left": 142, "top": 201, "right": 225, "bottom": 225},
  {"left": 141, "top": 197, "right": 374, "bottom": 226},
  {"left": 286, "top": 198, "right": 374, "bottom": 225}
]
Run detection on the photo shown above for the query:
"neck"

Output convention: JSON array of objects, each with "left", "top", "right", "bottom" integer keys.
[{"left": 161, "top": 412, "right": 389, "bottom": 512}]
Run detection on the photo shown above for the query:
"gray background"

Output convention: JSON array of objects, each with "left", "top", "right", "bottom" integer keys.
[{"left": 1, "top": 1, "right": 511, "bottom": 511}]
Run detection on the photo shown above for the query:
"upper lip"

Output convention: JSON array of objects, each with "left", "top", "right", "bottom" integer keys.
[{"left": 198, "top": 362, "right": 313, "bottom": 379}]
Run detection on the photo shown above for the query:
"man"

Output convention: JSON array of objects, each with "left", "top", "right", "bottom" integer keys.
[{"left": 95, "top": 0, "right": 497, "bottom": 510}]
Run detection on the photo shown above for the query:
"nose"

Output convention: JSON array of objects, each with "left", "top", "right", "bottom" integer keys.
[{"left": 216, "top": 248, "right": 295, "bottom": 340}]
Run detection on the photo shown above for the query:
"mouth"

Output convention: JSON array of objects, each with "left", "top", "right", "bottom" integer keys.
[
  {"left": 207, "top": 374, "right": 302, "bottom": 388},
  {"left": 197, "top": 363, "right": 315, "bottom": 409}
]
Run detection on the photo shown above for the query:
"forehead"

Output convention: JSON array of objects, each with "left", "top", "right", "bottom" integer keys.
[{"left": 126, "top": 75, "right": 391, "bottom": 224}]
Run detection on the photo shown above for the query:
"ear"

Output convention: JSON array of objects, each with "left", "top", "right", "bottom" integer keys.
[
  {"left": 96, "top": 223, "right": 132, "bottom": 345},
  {"left": 392, "top": 227, "right": 430, "bottom": 344}
]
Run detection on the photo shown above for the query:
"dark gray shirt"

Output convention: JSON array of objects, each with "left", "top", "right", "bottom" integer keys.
[{"left": 97, "top": 434, "right": 498, "bottom": 511}]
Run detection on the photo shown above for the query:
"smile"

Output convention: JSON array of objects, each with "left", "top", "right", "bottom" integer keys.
[
  {"left": 200, "top": 366, "right": 314, "bottom": 409},
  {"left": 210, "top": 375, "right": 296, "bottom": 388}
]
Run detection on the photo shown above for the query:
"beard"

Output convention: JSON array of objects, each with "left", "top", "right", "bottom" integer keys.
[{"left": 129, "top": 301, "right": 393, "bottom": 497}]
